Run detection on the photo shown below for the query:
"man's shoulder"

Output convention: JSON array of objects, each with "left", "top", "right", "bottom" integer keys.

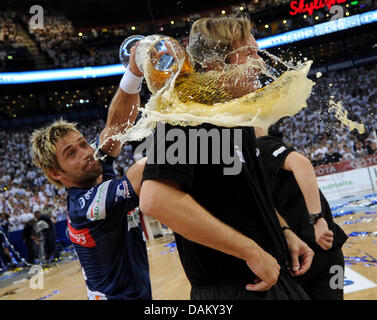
[
  {"left": 69, "top": 182, "right": 103, "bottom": 205},
  {"left": 256, "top": 135, "right": 287, "bottom": 149},
  {"left": 68, "top": 176, "right": 131, "bottom": 223}
]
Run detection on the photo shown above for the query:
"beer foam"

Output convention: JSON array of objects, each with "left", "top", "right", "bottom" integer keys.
[
  {"left": 328, "top": 98, "right": 365, "bottom": 134},
  {"left": 98, "top": 36, "right": 316, "bottom": 150}
]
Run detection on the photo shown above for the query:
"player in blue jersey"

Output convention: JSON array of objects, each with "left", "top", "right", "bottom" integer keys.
[{"left": 30, "top": 45, "right": 152, "bottom": 300}]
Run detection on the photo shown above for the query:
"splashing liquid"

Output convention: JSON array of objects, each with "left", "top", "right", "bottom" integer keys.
[
  {"left": 99, "top": 35, "right": 316, "bottom": 150},
  {"left": 328, "top": 98, "right": 365, "bottom": 134}
]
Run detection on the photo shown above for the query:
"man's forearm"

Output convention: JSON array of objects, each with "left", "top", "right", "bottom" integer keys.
[
  {"left": 99, "top": 88, "right": 140, "bottom": 156},
  {"left": 106, "top": 43, "right": 142, "bottom": 131},
  {"left": 140, "top": 180, "right": 263, "bottom": 262},
  {"left": 100, "top": 42, "right": 143, "bottom": 156},
  {"left": 106, "top": 88, "right": 140, "bottom": 129},
  {"left": 292, "top": 163, "right": 321, "bottom": 214}
]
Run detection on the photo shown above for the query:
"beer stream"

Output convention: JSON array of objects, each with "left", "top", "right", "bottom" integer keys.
[{"left": 98, "top": 35, "right": 364, "bottom": 153}]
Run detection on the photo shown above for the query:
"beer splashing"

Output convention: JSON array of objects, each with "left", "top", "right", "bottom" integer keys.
[
  {"left": 98, "top": 35, "right": 316, "bottom": 152},
  {"left": 328, "top": 98, "right": 365, "bottom": 134}
]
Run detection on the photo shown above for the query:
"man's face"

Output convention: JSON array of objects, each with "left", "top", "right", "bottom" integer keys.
[
  {"left": 51, "top": 131, "right": 103, "bottom": 188},
  {"left": 228, "top": 35, "right": 260, "bottom": 65},
  {"left": 227, "top": 35, "right": 262, "bottom": 96}
]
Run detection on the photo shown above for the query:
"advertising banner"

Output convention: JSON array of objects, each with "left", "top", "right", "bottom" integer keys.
[
  {"left": 315, "top": 154, "right": 377, "bottom": 177},
  {"left": 317, "top": 168, "right": 374, "bottom": 201}
]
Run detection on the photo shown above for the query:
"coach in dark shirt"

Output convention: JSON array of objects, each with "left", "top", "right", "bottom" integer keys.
[
  {"left": 141, "top": 123, "right": 313, "bottom": 300},
  {"left": 256, "top": 130, "right": 348, "bottom": 299}
]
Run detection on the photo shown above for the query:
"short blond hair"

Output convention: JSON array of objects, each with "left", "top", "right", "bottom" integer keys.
[
  {"left": 30, "top": 119, "right": 81, "bottom": 188},
  {"left": 188, "top": 15, "right": 253, "bottom": 68}
]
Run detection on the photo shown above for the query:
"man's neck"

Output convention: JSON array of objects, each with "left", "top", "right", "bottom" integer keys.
[{"left": 66, "top": 174, "right": 103, "bottom": 190}]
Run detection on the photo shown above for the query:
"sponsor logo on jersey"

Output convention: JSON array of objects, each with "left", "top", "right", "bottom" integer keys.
[
  {"left": 115, "top": 180, "right": 130, "bottom": 202},
  {"left": 273, "top": 146, "right": 287, "bottom": 157},
  {"left": 67, "top": 221, "right": 96, "bottom": 248},
  {"left": 86, "top": 180, "right": 111, "bottom": 221},
  {"left": 127, "top": 208, "right": 140, "bottom": 231},
  {"left": 79, "top": 197, "right": 86, "bottom": 209},
  {"left": 83, "top": 187, "right": 95, "bottom": 200}
]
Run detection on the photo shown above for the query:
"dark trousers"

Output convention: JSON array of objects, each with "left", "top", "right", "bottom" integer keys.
[
  {"left": 190, "top": 272, "right": 309, "bottom": 300},
  {"left": 46, "top": 230, "right": 57, "bottom": 259},
  {"left": 25, "top": 240, "right": 36, "bottom": 264},
  {"left": 295, "top": 247, "right": 344, "bottom": 300}
]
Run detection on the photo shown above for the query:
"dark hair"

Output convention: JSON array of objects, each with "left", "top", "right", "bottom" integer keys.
[{"left": 268, "top": 127, "right": 283, "bottom": 140}]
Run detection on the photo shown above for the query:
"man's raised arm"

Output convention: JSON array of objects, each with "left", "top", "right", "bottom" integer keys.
[{"left": 99, "top": 45, "right": 143, "bottom": 157}]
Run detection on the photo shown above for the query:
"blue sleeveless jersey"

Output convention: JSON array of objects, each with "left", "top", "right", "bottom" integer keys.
[{"left": 66, "top": 154, "right": 151, "bottom": 300}]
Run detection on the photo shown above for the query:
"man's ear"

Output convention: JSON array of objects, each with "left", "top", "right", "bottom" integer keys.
[{"left": 47, "top": 168, "right": 64, "bottom": 182}]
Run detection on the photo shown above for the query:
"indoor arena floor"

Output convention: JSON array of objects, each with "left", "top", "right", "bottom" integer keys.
[{"left": 0, "top": 204, "right": 376, "bottom": 300}]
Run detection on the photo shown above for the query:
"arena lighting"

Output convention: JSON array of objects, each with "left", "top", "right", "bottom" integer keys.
[
  {"left": 257, "top": 9, "right": 377, "bottom": 49},
  {"left": 0, "top": 64, "right": 125, "bottom": 84},
  {"left": 0, "top": 9, "right": 376, "bottom": 85}
]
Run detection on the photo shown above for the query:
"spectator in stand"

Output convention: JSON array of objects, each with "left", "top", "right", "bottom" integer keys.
[
  {"left": 314, "top": 142, "right": 329, "bottom": 159},
  {"left": 324, "top": 146, "right": 343, "bottom": 164},
  {"left": 342, "top": 146, "right": 356, "bottom": 161},
  {"left": 0, "top": 212, "right": 15, "bottom": 269},
  {"left": 354, "top": 141, "right": 368, "bottom": 158},
  {"left": 33, "top": 218, "right": 50, "bottom": 263},
  {"left": 1, "top": 213, "right": 11, "bottom": 235},
  {"left": 34, "top": 210, "right": 57, "bottom": 261},
  {"left": 366, "top": 140, "right": 377, "bottom": 155},
  {"left": 22, "top": 219, "right": 38, "bottom": 264}
]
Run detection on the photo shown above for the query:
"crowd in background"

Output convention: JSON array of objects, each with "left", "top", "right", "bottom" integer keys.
[
  {"left": 0, "top": 11, "right": 25, "bottom": 48},
  {"left": 0, "top": 62, "right": 376, "bottom": 233},
  {"left": 22, "top": 10, "right": 87, "bottom": 69},
  {"left": 273, "top": 63, "right": 377, "bottom": 164}
]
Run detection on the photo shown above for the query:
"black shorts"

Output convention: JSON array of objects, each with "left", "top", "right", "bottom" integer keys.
[
  {"left": 294, "top": 247, "right": 344, "bottom": 300},
  {"left": 190, "top": 273, "right": 309, "bottom": 300}
]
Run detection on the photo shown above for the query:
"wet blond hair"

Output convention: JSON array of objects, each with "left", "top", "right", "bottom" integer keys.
[
  {"left": 188, "top": 15, "right": 254, "bottom": 69},
  {"left": 30, "top": 119, "right": 81, "bottom": 188}
]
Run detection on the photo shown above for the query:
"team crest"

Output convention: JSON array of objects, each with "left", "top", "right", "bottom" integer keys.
[{"left": 115, "top": 180, "right": 130, "bottom": 202}]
